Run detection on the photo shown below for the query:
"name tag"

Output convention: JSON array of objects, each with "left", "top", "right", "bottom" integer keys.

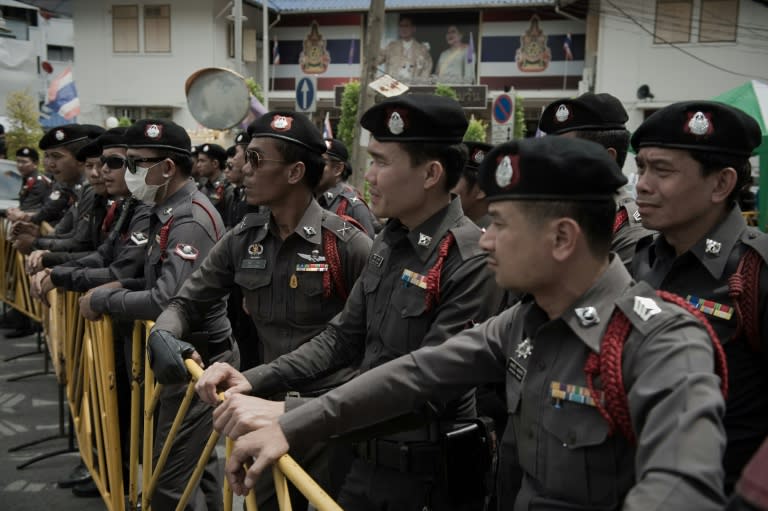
[
  {"left": 507, "top": 357, "right": 526, "bottom": 382},
  {"left": 241, "top": 259, "right": 267, "bottom": 269}
]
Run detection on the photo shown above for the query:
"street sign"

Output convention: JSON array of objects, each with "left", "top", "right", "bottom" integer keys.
[
  {"left": 491, "top": 93, "right": 515, "bottom": 145},
  {"left": 295, "top": 76, "right": 317, "bottom": 112}
]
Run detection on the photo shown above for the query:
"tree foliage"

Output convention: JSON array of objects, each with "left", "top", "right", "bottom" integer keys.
[
  {"left": 244, "top": 77, "right": 265, "bottom": 103},
  {"left": 5, "top": 89, "right": 43, "bottom": 160},
  {"left": 464, "top": 115, "right": 488, "bottom": 142},
  {"left": 514, "top": 94, "right": 527, "bottom": 139},
  {"left": 434, "top": 84, "right": 458, "bottom": 100},
  {"left": 337, "top": 81, "right": 360, "bottom": 149}
]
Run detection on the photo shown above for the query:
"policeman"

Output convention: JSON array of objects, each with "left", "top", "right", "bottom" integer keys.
[
  {"left": 150, "top": 111, "right": 371, "bottom": 510},
  {"left": 196, "top": 143, "right": 234, "bottom": 225},
  {"left": 315, "top": 138, "right": 377, "bottom": 236},
  {"left": 451, "top": 141, "right": 493, "bottom": 229},
  {"left": 79, "top": 119, "right": 234, "bottom": 511},
  {"left": 223, "top": 132, "right": 261, "bottom": 228},
  {"left": 630, "top": 101, "right": 768, "bottom": 493},
  {"left": 224, "top": 136, "right": 728, "bottom": 511},
  {"left": 197, "top": 94, "right": 502, "bottom": 510},
  {"left": 538, "top": 92, "right": 652, "bottom": 269},
  {"left": 14, "top": 147, "right": 50, "bottom": 212}
]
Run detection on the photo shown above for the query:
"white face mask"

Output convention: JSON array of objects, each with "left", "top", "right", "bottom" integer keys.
[{"left": 125, "top": 161, "right": 169, "bottom": 204}]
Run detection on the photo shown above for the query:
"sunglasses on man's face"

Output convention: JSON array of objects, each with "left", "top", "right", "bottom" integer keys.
[
  {"left": 100, "top": 155, "right": 127, "bottom": 170},
  {"left": 126, "top": 156, "right": 166, "bottom": 174}
]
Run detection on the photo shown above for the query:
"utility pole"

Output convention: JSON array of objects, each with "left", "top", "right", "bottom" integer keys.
[{"left": 349, "top": 0, "right": 385, "bottom": 192}]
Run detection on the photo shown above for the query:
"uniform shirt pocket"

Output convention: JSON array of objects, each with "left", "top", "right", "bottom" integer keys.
[
  {"left": 540, "top": 402, "right": 621, "bottom": 508},
  {"left": 386, "top": 284, "right": 429, "bottom": 353},
  {"left": 234, "top": 269, "right": 272, "bottom": 321},
  {"left": 292, "top": 272, "right": 330, "bottom": 325}
]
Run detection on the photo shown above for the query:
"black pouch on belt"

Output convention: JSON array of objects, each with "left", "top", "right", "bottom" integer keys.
[{"left": 441, "top": 417, "right": 495, "bottom": 502}]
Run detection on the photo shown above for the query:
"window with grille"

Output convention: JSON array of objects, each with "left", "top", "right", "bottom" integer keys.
[
  {"left": 113, "top": 5, "right": 139, "bottom": 53},
  {"left": 654, "top": 0, "right": 693, "bottom": 43}
]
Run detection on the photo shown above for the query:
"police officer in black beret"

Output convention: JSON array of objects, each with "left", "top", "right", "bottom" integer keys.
[
  {"left": 222, "top": 136, "right": 728, "bottom": 511},
  {"left": 630, "top": 100, "right": 768, "bottom": 494},
  {"left": 14, "top": 147, "right": 50, "bottom": 212},
  {"left": 148, "top": 111, "right": 372, "bottom": 510},
  {"left": 223, "top": 132, "right": 261, "bottom": 229},
  {"left": 315, "top": 138, "right": 378, "bottom": 237},
  {"left": 199, "top": 94, "right": 503, "bottom": 510},
  {"left": 79, "top": 119, "right": 234, "bottom": 511},
  {"left": 452, "top": 141, "right": 493, "bottom": 229},
  {"left": 196, "top": 143, "right": 234, "bottom": 226},
  {"left": 538, "top": 92, "right": 652, "bottom": 269}
]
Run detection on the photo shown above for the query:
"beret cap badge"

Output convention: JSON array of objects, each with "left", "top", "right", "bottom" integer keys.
[
  {"left": 387, "top": 110, "right": 405, "bottom": 135},
  {"left": 55, "top": 130, "right": 65, "bottom": 141},
  {"left": 686, "top": 111, "right": 713, "bottom": 136},
  {"left": 555, "top": 104, "right": 570, "bottom": 123},
  {"left": 271, "top": 115, "right": 292, "bottom": 132},
  {"left": 145, "top": 124, "right": 162, "bottom": 139},
  {"left": 473, "top": 149, "right": 485, "bottom": 164},
  {"left": 495, "top": 155, "right": 515, "bottom": 188}
]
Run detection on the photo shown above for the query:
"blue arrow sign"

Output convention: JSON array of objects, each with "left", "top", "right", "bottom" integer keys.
[
  {"left": 493, "top": 94, "right": 513, "bottom": 124},
  {"left": 296, "top": 77, "right": 315, "bottom": 111}
]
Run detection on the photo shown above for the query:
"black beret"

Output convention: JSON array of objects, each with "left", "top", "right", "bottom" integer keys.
[
  {"left": 538, "top": 93, "right": 628, "bottom": 135},
  {"left": 478, "top": 137, "right": 627, "bottom": 202},
  {"left": 16, "top": 146, "right": 39, "bottom": 161},
  {"left": 198, "top": 143, "right": 227, "bottom": 163},
  {"left": 125, "top": 119, "right": 191, "bottom": 155},
  {"left": 226, "top": 145, "right": 237, "bottom": 158},
  {"left": 76, "top": 127, "right": 128, "bottom": 161},
  {"left": 234, "top": 131, "right": 251, "bottom": 146},
  {"left": 191, "top": 145, "right": 199, "bottom": 156},
  {"left": 361, "top": 94, "right": 468, "bottom": 144},
  {"left": 39, "top": 124, "right": 99, "bottom": 150},
  {"left": 631, "top": 100, "right": 761, "bottom": 157},
  {"left": 463, "top": 141, "right": 493, "bottom": 172},
  {"left": 247, "top": 112, "right": 325, "bottom": 154},
  {"left": 324, "top": 139, "right": 349, "bottom": 161}
]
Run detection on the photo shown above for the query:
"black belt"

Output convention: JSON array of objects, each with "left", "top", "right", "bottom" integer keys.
[
  {"left": 208, "top": 337, "right": 234, "bottom": 359},
  {"left": 355, "top": 438, "right": 442, "bottom": 475}
]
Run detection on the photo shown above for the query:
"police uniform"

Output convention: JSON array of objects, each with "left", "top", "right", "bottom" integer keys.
[
  {"left": 152, "top": 112, "right": 372, "bottom": 510},
  {"left": 16, "top": 147, "right": 50, "bottom": 212},
  {"left": 224, "top": 132, "right": 261, "bottom": 229},
  {"left": 538, "top": 93, "right": 654, "bottom": 269},
  {"left": 630, "top": 101, "right": 768, "bottom": 492},
  {"left": 458, "top": 141, "right": 494, "bottom": 230},
  {"left": 274, "top": 136, "right": 728, "bottom": 511},
  {"left": 88, "top": 120, "right": 234, "bottom": 511},
  {"left": 198, "top": 143, "right": 234, "bottom": 225},
  {"left": 244, "top": 95, "right": 502, "bottom": 510}
]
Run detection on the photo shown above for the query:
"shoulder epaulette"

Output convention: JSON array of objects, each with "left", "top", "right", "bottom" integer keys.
[
  {"left": 234, "top": 211, "right": 270, "bottom": 235},
  {"left": 321, "top": 211, "right": 362, "bottom": 242},
  {"left": 449, "top": 217, "right": 486, "bottom": 261}
]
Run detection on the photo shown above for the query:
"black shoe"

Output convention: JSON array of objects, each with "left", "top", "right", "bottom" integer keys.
[
  {"left": 4, "top": 328, "right": 36, "bottom": 338},
  {"left": 58, "top": 462, "right": 92, "bottom": 488},
  {"left": 72, "top": 478, "right": 100, "bottom": 498}
]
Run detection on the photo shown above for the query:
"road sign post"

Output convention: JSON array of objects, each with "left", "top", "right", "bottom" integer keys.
[
  {"left": 295, "top": 76, "right": 317, "bottom": 113},
  {"left": 491, "top": 93, "right": 515, "bottom": 145}
]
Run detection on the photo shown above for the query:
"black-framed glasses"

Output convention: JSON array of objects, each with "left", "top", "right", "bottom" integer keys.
[
  {"left": 245, "top": 149, "right": 286, "bottom": 169},
  {"left": 100, "top": 155, "right": 127, "bottom": 170},
  {"left": 126, "top": 156, "right": 166, "bottom": 174},
  {"left": 225, "top": 162, "right": 234, "bottom": 170}
]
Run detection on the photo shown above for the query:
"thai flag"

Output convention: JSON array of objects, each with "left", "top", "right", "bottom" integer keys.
[
  {"left": 272, "top": 36, "right": 280, "bottom": 65},
  {"left": 563, "top": 33, "right": 574, "bottom": 61},
  {"left": 45, "top": 66, "right": 80, "bottom": 120},
  {"left": 348, "top": 39, "right": 356, "bottom": 65},
  {"left": 323, "top": 111, "right": 333, "bottom": 140},
  {"left": 467, "top": 32, "right": 475, "bottom": 64}
]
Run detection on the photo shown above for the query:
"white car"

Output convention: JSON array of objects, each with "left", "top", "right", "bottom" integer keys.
[{"left": 0, "top": 159, "right": 21, "bottom": 212}]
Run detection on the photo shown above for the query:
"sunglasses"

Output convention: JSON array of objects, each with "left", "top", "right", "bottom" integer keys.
[
  {"left": 225, "top": 162, "right": 234, "bottom": 170},
  {"left": 126, "top": 156, "right": 166, "bottom": 174},
  {"left": 100, "top": 155, "right": 127, "bottom": 170},
  {"left": 245, "top": 150, "right": 286, "bottom": 169}
]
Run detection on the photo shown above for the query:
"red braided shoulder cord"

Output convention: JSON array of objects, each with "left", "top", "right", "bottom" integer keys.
[
  {"left": 322, "top": 228, "right": 347, "bottom": 300},
  {"left": 612, "top": 208, "right": 629, "bottom": 235},
  {"left": 728, "top": 248, "right": 763, "bottom": 351},
  {"left": 158, "top": 217, "right": 175, "bottom": 260},
  {"left": 424, "top": 233, "right": 455, "bottom": 312},
  {"left": 583, "top": 290, "right": 728, "bottom": 445}
]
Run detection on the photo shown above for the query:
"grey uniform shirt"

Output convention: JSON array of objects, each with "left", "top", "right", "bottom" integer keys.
[
  {"left": 49, "top": 198, "right": 151, "bottom": 292},
  {"left": 202, "top": 176, "right": 234, "bottom": 228},
  {"left": 245, "top": 198, "right": 501, "bottom": 422},
  {"left": 317, "top": 182, "right": 377, "bottom": 238},
  {"left": 612, "top": 190, "right": 654, "bottom": 270},
  {"left": 90, "top": 181, "right": 228, "bottom": 345},
  {"left": 18, "top": 172, "right": 51, "bottom": 212},
  {"left": 29, "top": 180, "right": 74, "bottom": 226},
  {"left": 279, "top": 257, "right": 727, "bottom": 511},
  {"left": 153, "top": 199, "right": 372, "bottom": 395},
  {"left": 631, "top": 205, "right": 768, "bottom": 488}
]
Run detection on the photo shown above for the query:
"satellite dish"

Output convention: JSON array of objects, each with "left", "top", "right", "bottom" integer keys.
[
  {"left": 185, "top": 67, "right": 251, "bottom": 130},
  {"left": 636, "top": 84, "right": 655, "bottom": 100}
]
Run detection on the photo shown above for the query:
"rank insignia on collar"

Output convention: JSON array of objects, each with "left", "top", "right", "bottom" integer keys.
[
  {"left": 632, "top": 210, "right": 641, "bottom": 222},
  {"left": 574, "top": 306, "right": 600, "bottom": 327},
  {"left": 248, "top": 242, "right": 263, "bottom": 257},
  {"left": 303, "top": 226, "right": 317, "bottom": 237},
  {"left": 174, "top": 243, "right": 199, "bottom": 261},
  {"left": 131, "top": 232, "right": 149, "bottom": 245},
  {"left": 371, "top": 253, "right": 384, "bottom": 267},
  {"left": 163, "top": 207, "right": 173, "bottom": 215},
  {"left": 515, "top": 338, "right": 533, "bottom": 359},
  {"left": 349, "top": 196, "right": 359, "bottom": 203},
  {"left": 417, "top": 233, "right": 432, "bottom": 247},
  {"left": 633, "top": 296, "right": 661, "bottom": 321},
  {"left": 325, "top": 191, "right": 334, "bottom": 200},
  {"left": 50, "top": 190, "right": 61, "bottom": 200},
  {"left": 705, "top": 238, "right": 721, "bottom": 255}
]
